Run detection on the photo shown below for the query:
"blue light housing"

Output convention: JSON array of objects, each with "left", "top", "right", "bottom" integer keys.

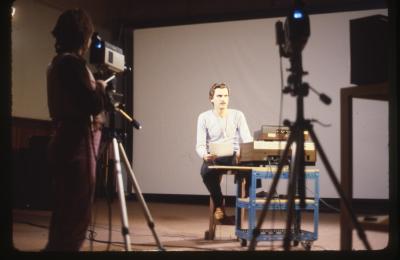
[
  {"left": 293, "top": 9, "right": 303, "bottom": 19},
  {"left": 96, "top": 42, "right": 102, "bottom": 49}
]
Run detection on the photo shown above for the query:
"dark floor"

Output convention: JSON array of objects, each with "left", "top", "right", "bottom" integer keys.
[{"left": 12, "top": 198, "right": 389, "bottom": 252}]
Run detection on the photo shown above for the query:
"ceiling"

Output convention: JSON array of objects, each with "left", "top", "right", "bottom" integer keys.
[{"left": 35, "top": 0, "right": 387, "bottom": 35}]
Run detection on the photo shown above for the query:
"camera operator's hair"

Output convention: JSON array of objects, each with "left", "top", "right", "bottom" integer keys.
[
  {"left": 209, "top": 83, "right": 229, "bottom": 100},
  {"left": 51, "top": 8, "right": 94, "bottom": 54}
]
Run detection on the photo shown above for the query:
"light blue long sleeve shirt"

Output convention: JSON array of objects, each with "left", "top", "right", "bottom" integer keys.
[{"left": 196, "top": 109, "right": 253, "bottom": 158}]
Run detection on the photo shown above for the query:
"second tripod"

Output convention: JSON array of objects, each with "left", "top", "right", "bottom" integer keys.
[{"left": 248, "top": 2, "right": 371, "bottom": 251}]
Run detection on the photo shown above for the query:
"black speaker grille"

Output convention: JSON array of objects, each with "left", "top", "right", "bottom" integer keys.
[{"left": 350, "top": 14, "right": 388, "bottom": 85}]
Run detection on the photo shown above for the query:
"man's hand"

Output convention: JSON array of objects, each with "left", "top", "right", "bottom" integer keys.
[
  {"left": 203, "top": 154, "right": 217, "bottom": 162},
  {"left": 234, "top": 152, "right": 240, "bottom": 165}
]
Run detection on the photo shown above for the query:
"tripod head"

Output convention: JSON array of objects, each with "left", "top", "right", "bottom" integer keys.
[{"left": 103, "top": 75, "right": 142, "bottom": 131}]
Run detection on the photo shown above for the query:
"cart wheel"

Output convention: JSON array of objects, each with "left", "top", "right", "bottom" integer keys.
[
  {"left": 240, "top": 239, "right": 247, "bottom": 247},
  {"left": 293, "top": 240, "right": 299, "bottom": 246},
  {"left": 301, "top": 241, "right": 313, "bottom": 251}
]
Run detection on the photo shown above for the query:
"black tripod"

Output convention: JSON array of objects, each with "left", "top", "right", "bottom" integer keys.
[
  {"left": 100, "top": 79, "right": 165, "bottom": 251},
  {"left": 248, "top": 37, "right": 371, "bottom": 251}
]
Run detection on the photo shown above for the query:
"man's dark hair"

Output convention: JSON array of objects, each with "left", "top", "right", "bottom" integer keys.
[{"left": 209, "top": 83, "right": 229, "bottom": 100}]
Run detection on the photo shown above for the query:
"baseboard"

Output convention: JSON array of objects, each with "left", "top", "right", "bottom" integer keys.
[
  {"left": 318, "top": 198, "right": 390, "bottom": 215},
  {"left": 122, "top": 193, "right": 390, "bottom": 215}
]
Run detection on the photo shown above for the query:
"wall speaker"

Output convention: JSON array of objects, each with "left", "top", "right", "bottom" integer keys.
[
  {"left": 13, "top": 136, "right": 53, "bottom": 210},
  {"left": 350, "top": 14, "right": 388, "bottom": 85}
]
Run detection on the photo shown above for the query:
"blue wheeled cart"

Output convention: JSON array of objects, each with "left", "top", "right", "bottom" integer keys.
[{"left": 235, "top": 166, "right": 319, "bottom": 250}]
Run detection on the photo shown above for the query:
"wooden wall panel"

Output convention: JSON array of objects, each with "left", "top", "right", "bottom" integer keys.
[{"left": 11, "top": 117, "right": 54, "bottom": 151}]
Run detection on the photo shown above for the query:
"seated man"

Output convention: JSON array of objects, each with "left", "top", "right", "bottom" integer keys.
[{"left": 196, "top": 83, "right": 253, "bottom": 222}]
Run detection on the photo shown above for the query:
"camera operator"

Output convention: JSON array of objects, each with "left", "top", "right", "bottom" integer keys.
[{"left": 44, "top": 8, "right": 107, "bottom": 251}]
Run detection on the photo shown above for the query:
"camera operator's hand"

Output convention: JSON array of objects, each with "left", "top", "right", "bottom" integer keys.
[{"left": 96, "top": 80, "right": 107, "bottom": 91}]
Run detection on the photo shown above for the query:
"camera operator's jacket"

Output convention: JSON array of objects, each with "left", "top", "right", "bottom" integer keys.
[{"left": 45, "top": 52, "right": 107, "bottom": 250}]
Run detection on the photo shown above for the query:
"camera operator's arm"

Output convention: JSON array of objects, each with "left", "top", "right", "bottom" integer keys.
[
  {"left": 95, "top": 80, "right": 107, "bottom": 90},
  {"left": 48, "top": 54, "right": 107, "bottom": 122},
  {"left": 83, "top": 65, "right": 107, "bottom": 116}
]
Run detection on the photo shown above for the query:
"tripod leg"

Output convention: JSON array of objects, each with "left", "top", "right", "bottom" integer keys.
[
  {"left": 111, "top": 138, "right": 132, "bottom": 251},
  {"left": 283, "top": 125, "right": 300, "bottom": 251},
  {"left": 283, "top": 151, "right": 297, "bottom": 250},
  {"left": 307, "top": 127, "right": 371, "bottom": 250},
  {"left": 248, "top": 129, "right": 296, "bottom": 251},
  {"left": 283, "top": 124, "right": 306, "bottom": 250},
  {"left": 118, "top": 142, "right": 165, "bottom": 251}
]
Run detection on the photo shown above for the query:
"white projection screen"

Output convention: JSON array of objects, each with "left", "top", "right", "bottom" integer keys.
[{"left": 132, "top": 8, "right": 388, "bottom": 199}]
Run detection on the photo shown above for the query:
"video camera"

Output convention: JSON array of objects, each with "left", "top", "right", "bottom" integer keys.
[
  {"left": 275, "top": 1, "right": 310, "bottom": 58},
  {"left": 88, "top": 33, "right": 141, "bottom": 129},
  {"left": 90, "top": 32, "right": 126, "bottom": 73}
]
